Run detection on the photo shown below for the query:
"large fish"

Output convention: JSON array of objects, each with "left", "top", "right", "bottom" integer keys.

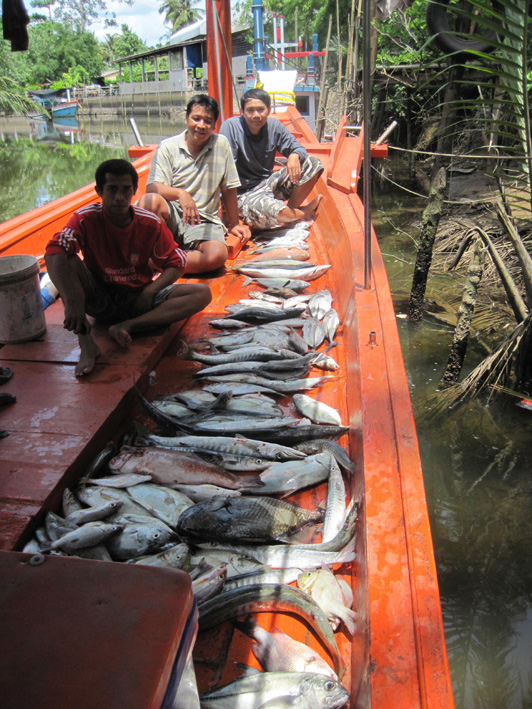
[
  {"left": 293, "top": 394, "right": 343, "bottom": 426},
  {"left": 106, "top": 514, "right": 175, "bottom": 560},
  {"left": 238, "top": 264, "right": 332, "bottom": 281},
  {"left": 147, "top": 434, "right": 306, "bottom": 462},
  {"left": 240, "top": 453, "right": 332, "bottom": 497},
  {"left": 198, "top": 583, "right": 345, "bottom": 679},
  {"left": 39, "top": 521, "right": 122, "bottom": 553},
  {"left": 108, "top": 446, "right": 258, "bottom": 489},
  {"left": 127, "top": 483, "right": 195, "bottom": 528},
  {"left": 177, "top": 495, "right": 322, "bottom": 543},
  {"left": 234, "top": 615, "right": 338, "bottom": 679}
]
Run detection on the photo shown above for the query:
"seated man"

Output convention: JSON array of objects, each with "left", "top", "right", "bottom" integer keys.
[
  {"left": 219, "top": 88, "right": 324, "bottom": 230},
  {"left": 45, "top": 158, "right": 211, "bottom": 378},
  {"left": 138, "top": 94, "right": 250, "bottom": 274}
]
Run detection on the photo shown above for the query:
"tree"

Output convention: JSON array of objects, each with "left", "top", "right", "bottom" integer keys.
[
  {"left": 31, "top": 0, "right": 134, "bottom": 32},
  {"left": 159, "top": 0, "right": 204, "bottom": 35}
]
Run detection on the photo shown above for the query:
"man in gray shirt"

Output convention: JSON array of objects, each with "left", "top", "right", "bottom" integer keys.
[{"left": 219, "top": 88, "right": 323, "bottom": 230}]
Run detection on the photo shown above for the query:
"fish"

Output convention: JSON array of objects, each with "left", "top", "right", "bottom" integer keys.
[
  {"left": 76, "top": 485, "right": 150, "bottom": 518},
  {"left": 192, "top": 564, "right": 227, "bottom": 604},
  {"left": 190, "top": 550, "right": 264, "bottom": 579},
  {"left": 223, "top": 306, "right": 306, "bottom": 323},
  {"left": 245, "top": 278, "right": 310, "bottom": 291},
  {"left": 186, "top": 415, "right": 301, "bottom": 434},
  {"left": 177, "top": 495, "right": 323, "bottom": 543},
  {"left": 288, "top": 329, "right": 310, "bottom": 355},
  {"left": 108, "top": 446, "right": 256, "bottom": 489},
  {"left": 309, "top": 289, "right": 333, "bottom": 320},
  {"left": 157, "top": 393, "right": 282, "bottom": 418},
  {"left": 199, "top": 373, "right": 331, "bottom": 393},
  {"left": 297, "top": 568, "right": 356, "bottom": 635},
  {"left": 198, "top": 583, "right": 345, "bottom": 679},
  {"left": 62, "top": 487, "right": 83, "bottom": 517},
  {"left": 190, "top": 346, "right": 293, "bottom": 365},
  {"left": 237, "top": 265, "right": 331, "bottom": 281},
  {"left": 264, "top": 286, "right": 299, "bottom": 298},
  {"left": 106, "top": 514, "right": 175, "bottom": 560},
  {"left": 225, "top": 536, "right": 356, "bottom": 569},
  {"left": 234, "top": 615, "right": 338, "bottom": 679},
  {"left": 321, "top": 456, "right": 347, "bottom": 544},
  {"left": 294, "top": 439, "right": 355, "bottom": 473},
  {"left": 303, "top": 317, "right": 326, "bottom": 348},
  {"left": 225, "top": 567, "right": 302, "bottom": 591},
  {"left": 210, "top": 318, "right": 250, "bottom": 329},
  {"left": 172, "top": 484, "right": 242, "bottom": 502},
  {"left": 127, "top": 484, "right": 195, "bottom": 528},
  {"left": 66, "top": 501, "right": 123, "bottom": 526},
  {"left": 203, "top": 382, "right": 280, "bottom": 397},
  {"left": 128, "top": 543, "right": 189, "bottom": 569},
  {"left": 199, "top": 670, "right": 349, "bottom": 709},
  {"left": 235, "top": 424, "right": 349, "bottom": 446},
  {"left": 146, "top": 435, "right": 306, "bottom": 462},
  {"left": 80, "top": 473, "right": 154, "bottom": 488},
  {"left": 45, "top": 511, "right": 77, "bottom": 541},
  {"left": 322, "top": 308, "right": 340, "bottom": 342},
  {"left": 247, "top": 248, "right": 310, "bottom": 262},
  {"left": 39, "top": 522, "right": 122, "bottom": 553},
  {"left": 240, "top": 453, "right": 332, "bottom": 497},
  {"left": 293, "top": 394, "right": 343, "bottom": 426},
  {"left": 311, "top": 352, "right": 340, "bottom": 371}
]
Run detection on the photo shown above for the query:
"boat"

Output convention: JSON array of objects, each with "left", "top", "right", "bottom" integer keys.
[
  {"left": 0, "top": 3, "right": 454, "bottom": 707},
  {"left": 51, "top": 100, "right": 79, "bottom": 118}
]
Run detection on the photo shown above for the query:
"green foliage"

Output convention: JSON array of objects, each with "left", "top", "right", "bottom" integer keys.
[
  {"left": 50, "top": 65, "right": 90, "bottom": 89},
  {"left": 101, "top": 24, "right": 147, "bottom": 67},
  {"left": 0, "top": 76, "right": 41, "bottom": 114},
  {"left": 158, "top": 0, "right": 204, "bottom": 35},
  {"left": 31, "top": 0, "right": 134, "bottom": 32},
  {"left": 376, "top": 0, "right": 437, "bottom": 66}
]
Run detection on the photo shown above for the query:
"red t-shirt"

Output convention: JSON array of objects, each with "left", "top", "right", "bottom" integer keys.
[{"left": 45, "top": 204, "right": 187, "bottom": 290}]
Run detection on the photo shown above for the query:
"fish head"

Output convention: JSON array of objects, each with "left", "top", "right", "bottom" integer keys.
[
  {"left": 303, "top": 675, "right": 350, "bottom": 708},
  {"left": 297, "top": 569, "right": 318, "bottom": 591}
]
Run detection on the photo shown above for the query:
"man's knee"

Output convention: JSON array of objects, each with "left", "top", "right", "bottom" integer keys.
[{"left": 137, "top": 193, "right": 169, "bottom": 219}]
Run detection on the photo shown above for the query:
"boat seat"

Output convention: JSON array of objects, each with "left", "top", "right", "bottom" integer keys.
[{"left": 0, "top": 551, "right": 198, "bottom": 709}]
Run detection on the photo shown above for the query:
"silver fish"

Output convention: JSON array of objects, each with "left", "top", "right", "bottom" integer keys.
[
  {"left": 190, "top": 346, "right": 290, "bottom": 365},
  {"left": 225, "top": 567, "right": 302, "bottom": 590},
  {"left": 321, "top": 456, "right": 346, "bottom": 544},
  {"left": 66, "top": 501, "right": 123, "bottom": 526},
  {"left": 40, "top": 522, "right": 122, "bottom": 553},
  {"left": 203, "top": 382, "right": 280, "bottom": 397},
  {"left": 129, "top": 542, "right": 189, "bottom": 569},
  {"left": 192, "top": 564, "right": 227, "bottom": 604},
  {"left": 309, "top": 289, "right": 333, "bottom": 320},
  {"left": 76, "top": 485, "right": 149, "bottom": 518},
  {"left": 62, "top": 487, "right": 83, "bottom": 517},
  {"left": 187, "top": 416, "right": 300, "bottom": 434},
  {"left": 311, "top": 352, "right": 340, "bottom": 371},
  {"left": 81, "top": 473, "right": 154, "bottom": 488},
  {"left": 106, "top": 515, "right": 174, "bottom": 560},
  {"left": 238, "top": 265, "right": 332, "bottom": 281},
  {"left": 240, "top": 453, "right": 332, "bottom": 497},
  {"left": 244, "top": 277, "right": 310, "bottom": 291},
  {"left": 293, "top": 394, "right": 343, "bottom": 426},
  {"left": 210, "top": 318, "right": 250, "bottom": 329},
  {"left": 322, "top": 308, "right": 340, "bottom": 342},
  {"left": 177, "top": 495, "right": 322, "bottom": 543},
  {"left": 303, "top": 317, "right": 326, "bottom": 348},
  {"left": 190, "top": 549, "right": 263, "bottom": 579},
  {"left": 294, "top": 439, "right": 355, "bottom": 473},
  {"left": 173, "top": 484, "right": 242, "bottom": 502},
  {"left": 147, "top": 434, "right": 306, "bottom": 462},
  {"left": 127, "top": 483, "right": 195, "bottom": 528}
]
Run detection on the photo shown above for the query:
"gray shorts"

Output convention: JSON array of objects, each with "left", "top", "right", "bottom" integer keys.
[
  {"left": 84, "top": 267, "right": 178, "bottom": 323},
  {"left": 166, "top": 202, "right": 226, "bottom": 250},
  {"left": 238, "top": 156, "right": 323, "bottom": 230}
]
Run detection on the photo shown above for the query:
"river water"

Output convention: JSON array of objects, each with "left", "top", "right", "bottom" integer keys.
[{"left": 1, "top": 116, "right": 531, "bottom": 708}]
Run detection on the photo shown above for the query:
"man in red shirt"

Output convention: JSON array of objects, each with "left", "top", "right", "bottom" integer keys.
[{"left": 45, "top": 159, "right": 211, "bottom": 377}]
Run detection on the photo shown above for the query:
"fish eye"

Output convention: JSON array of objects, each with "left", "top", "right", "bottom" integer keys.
[{"left": 325, "top": 681, "right": 335, "bottom": 690}]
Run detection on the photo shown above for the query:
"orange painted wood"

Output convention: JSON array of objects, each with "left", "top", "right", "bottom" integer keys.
[{"left": 0, "top": 551, "right": 195, "bottom": 709}]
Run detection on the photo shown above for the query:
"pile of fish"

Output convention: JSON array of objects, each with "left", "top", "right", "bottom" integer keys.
[{"left": 23, "top": 222, "right": 357, "bottom": 708}]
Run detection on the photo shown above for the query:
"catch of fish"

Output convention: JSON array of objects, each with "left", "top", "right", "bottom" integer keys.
[{"left": 25, "top": 221, "right": 358, "bottom": 707}]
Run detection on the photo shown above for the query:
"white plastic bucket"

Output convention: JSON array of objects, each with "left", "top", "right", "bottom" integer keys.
[{"left": 0, "top": 255, "right": 46, "bottom": 343}]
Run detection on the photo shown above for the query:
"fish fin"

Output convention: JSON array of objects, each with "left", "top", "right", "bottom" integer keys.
[
  {"left": 233, "top": 661, "right": 262, "bottom": 677},
  {"left": 257, "top": 699, "right": 299, "bottom": 708},
  {"left": 338, "top": 606, "right": 357, "bottom": 636},
  {"left": 242, "top": 277, "right": 252, "bottom": 286}
]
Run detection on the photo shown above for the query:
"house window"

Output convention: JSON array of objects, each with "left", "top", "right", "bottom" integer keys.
[{"left": 295, "top": 96, "right": 309, "bottom": 116}]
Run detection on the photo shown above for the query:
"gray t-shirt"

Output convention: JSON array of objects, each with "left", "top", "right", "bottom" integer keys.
[{"left": 219, "top": 116, "right": 308, "bottom": 194}]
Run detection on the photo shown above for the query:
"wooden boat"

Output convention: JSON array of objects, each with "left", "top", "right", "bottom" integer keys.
[
  {"left": 50, "top": 100, "right": 79, "bottom": 118},
  {"left": 0, "top": 3, "right": 453, "bottom": 704}
]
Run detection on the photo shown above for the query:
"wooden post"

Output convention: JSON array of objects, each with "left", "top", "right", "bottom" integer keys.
[{"left": 315, "top": 15, "right": 332, "bottom": 141}]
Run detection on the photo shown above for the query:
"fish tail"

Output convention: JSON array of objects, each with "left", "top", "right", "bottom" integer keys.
[{"left": 233, "top": 614, "right": 258, "bottom": 638}]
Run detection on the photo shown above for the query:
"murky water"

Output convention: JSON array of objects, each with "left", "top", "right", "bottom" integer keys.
[
  {"left": 1, "top": 117, "right": 531, "bottom": 707},
  {"left": 373, "top": 161, "right": 532, "bottom": 709}
]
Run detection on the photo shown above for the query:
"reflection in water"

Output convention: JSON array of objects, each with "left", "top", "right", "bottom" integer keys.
[
  {"left": 0, "top": 115, "right": 184, "bottom": 223},
  {"left": 373, "top": 161, "right": 532, "bottom": 709}
]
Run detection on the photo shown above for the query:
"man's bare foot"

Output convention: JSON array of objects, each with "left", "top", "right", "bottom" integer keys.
[
  {"left": 109, "top": 324, "right": 132, "bottom": 349},
  {"left": 76, "top": 335, "right": 100, "bottom": 377},
  {"left": 301, "top": 194, "right": 322, "bottom": 222}
]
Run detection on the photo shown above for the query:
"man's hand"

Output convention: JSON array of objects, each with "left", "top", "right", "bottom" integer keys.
[
  {"left": 287, "top": 153, "right": 301, "bottom": 184},
  {"left": 229, "top": 223, "right": 251, "bottom": 245},
  {"left": 63, "top": 301, "right": 91, "bottom": 336},
  {"left": 177, "top": 190, "right": 201, "bottom": 225}
]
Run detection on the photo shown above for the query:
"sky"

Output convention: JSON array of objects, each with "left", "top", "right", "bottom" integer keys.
[{"left": 91, "top": 0, "right": 177, "bottom": 47}]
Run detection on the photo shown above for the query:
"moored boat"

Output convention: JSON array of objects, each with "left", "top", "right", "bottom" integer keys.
[
  {"left": 0, "top": 4, "right": 453, "bottom": 705},
  {"left": 50, "top": 100, "right": 79, "bottom": 118}
]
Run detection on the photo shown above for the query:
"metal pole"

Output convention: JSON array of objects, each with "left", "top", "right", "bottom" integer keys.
[
  {"left": 252, "top": 0, "right": 265, "bottom": 71},
  {"left": 362, "top": 0, "right": 373, "bottom": 289},
  {"left": 129, "top": 117, "right": 144, "bottom": 146}
]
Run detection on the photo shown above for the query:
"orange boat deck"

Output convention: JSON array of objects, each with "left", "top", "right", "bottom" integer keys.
[{"left": 0, "top": 109, "right": 453, "bottom": 707}]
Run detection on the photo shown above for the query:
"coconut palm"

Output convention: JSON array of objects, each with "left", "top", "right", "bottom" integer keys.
[
  {"left": 0, "top": 77, "right": 43, "bottom": 115},
  {"left": 159, "top": 0, "right": 204, "bottom": 34}
]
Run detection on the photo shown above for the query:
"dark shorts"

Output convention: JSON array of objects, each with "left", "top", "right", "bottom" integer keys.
[
  {"left": 238, "top": 156, "right": 323, "bottom": 229},
  {"left": 83, "top": 268, "right": 178, "bottom": 323},
  {"left": 166, "top": 203, "right": 226, "bottom": 250}
]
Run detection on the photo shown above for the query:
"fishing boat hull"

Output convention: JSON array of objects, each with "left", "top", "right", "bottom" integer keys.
[
  {"left": 0, "top": 108, "right": 453, "bottom": 707},
  {"left": 51, "top": 101, "right": 79, "bottom": 118}
]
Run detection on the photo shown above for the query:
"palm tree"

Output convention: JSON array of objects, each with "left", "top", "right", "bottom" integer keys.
[
  {"left": 0, "top": 77, "right": 42, "bottom": 116},
  {"left": 158, "top": 0, "right": 204, "bottom": 34}
]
